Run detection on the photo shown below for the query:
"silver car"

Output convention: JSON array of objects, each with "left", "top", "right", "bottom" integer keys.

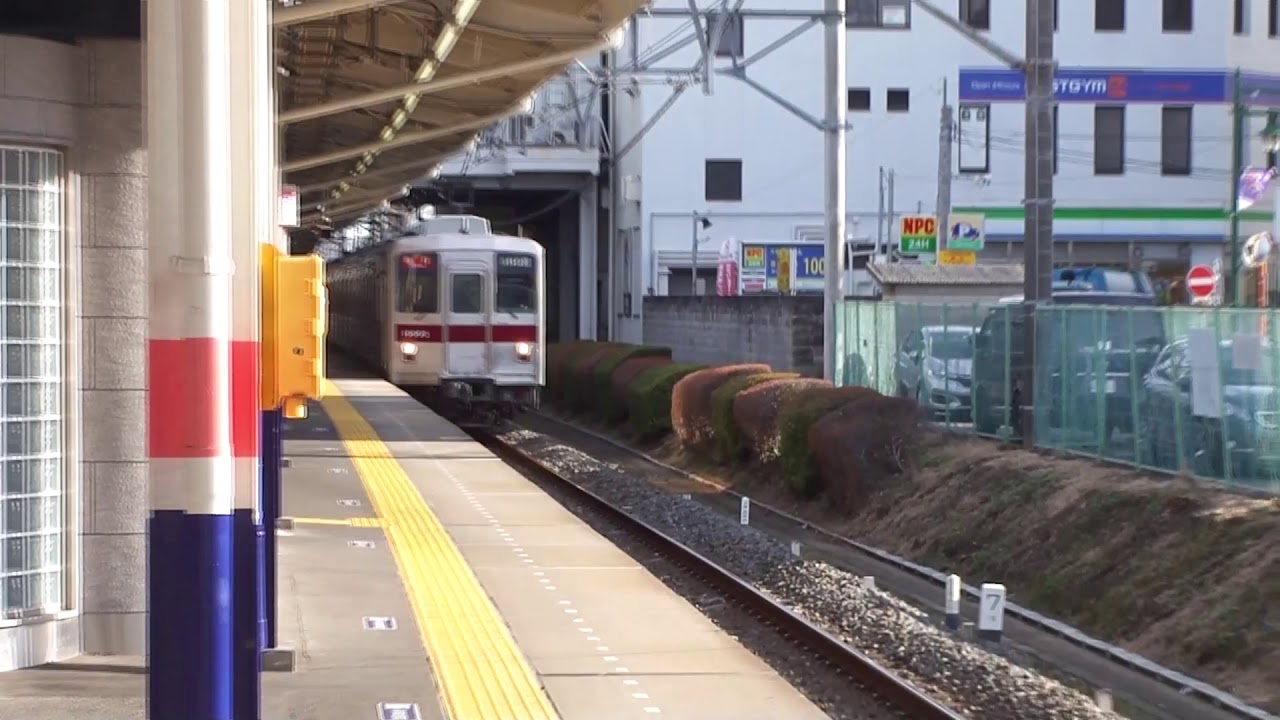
[{"left": 897, "top": 325, "right": 975, "bottom": 421}]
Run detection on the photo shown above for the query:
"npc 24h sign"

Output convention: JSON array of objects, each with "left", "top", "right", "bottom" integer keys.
[{"left": 946, "top": 212, "right": 985, "bottom": 252}]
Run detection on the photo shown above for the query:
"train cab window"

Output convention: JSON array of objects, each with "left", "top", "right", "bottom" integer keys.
[
  {"left": 496, "top": 253, "right": 537, "bottom": 314},
  {"left": 397, "top": 253, "right": 439, "bottom": 313},
  {"left": 451, "top": 274, "right": 484, "bottom": 314}
]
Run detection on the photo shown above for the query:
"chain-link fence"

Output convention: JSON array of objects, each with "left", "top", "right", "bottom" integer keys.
[{"left": 835, "top": 300, "right": 1280, "bottom": 495}]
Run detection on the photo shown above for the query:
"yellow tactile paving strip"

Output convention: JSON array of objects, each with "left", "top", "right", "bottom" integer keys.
[{"left": 322, "top": 381, "right": 559, "bottom": 720}]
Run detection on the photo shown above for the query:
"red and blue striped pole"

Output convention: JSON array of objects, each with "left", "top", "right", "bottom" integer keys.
[
  {"left": 229, "top": 0, "right": 273, "bottom": 714},
  {"left": 146, "top": 0, "right": 236, "bottom": 717}
]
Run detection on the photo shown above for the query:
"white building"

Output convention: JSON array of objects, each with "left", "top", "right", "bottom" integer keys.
[{"left": 606, "top": 0, "right": 1280, "bottom": 341}]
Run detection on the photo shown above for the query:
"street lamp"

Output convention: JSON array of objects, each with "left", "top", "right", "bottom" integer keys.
[{"left": 691, "top": 212, "right": 713, "bottom": 295}]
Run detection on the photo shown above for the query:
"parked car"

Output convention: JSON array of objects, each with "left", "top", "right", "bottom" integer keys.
[
  {"left": 971, "top": 267, "right": 1167, "bottom": 439},
  {"left": 1141, "top": 336, "right": 1280, "bottom": 480},
  {"left": 896, "top": 325, "right": 975, "bottom": 421}
]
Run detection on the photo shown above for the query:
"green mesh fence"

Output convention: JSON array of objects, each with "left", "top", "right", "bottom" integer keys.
[{"left": 835, "top": 300, "right": 1280, "bottom": 495}]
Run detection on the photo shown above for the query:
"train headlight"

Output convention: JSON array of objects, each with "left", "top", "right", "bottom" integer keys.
[
  {"left": 400, "top": 342, "right": 418, "bottom": 359},
  {"left": 515, "top": 341, "right": 533, "bottom": 362}
]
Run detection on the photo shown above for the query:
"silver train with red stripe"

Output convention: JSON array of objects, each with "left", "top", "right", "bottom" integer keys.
[{"left": 325, "top": 214, "right": 545, "bottom": 426}]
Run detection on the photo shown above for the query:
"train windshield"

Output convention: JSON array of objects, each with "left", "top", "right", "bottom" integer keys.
[
  {"left": 396, "top": 253, "right": 439, "bottom": 314},
  {"left": 496, "top": 253, "right": 537, "bottom": 314}
]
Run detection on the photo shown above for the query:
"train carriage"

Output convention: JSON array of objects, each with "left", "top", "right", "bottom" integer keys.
[{"left": 326, "top": 214, "right": 545, "bottom": 425}]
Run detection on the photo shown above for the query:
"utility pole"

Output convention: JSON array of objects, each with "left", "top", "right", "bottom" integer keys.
[
  {"left": 821, "top": 0, "right": 847, "bottom": 381},
  {"left": 887, "top": 168, "right": 896, "bottom": 262},
  {"left": 937, "top": 78, "right": 953, "bottom": 257},
  {"left": 876, "top": 166, "right": 885, "bottom": 260},
  {"left": 1021, "top": 0, "right": 1056, "bottom": 446}
]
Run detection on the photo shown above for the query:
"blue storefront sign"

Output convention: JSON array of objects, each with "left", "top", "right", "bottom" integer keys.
[
  {"left": 958, "top": 68, "right": 1280, "bottom": 105},
  {"left": 739, "top": 242, "right": 827, "bottom": 293}
]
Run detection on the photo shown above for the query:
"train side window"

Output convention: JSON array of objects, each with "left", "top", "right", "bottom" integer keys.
[
  {"left": 396, "top": 253, "right": 439, "bottom": 313},
  {"left": 496, "top": 252, "right": 537, "bottom": 313},
  {"left": 451, "top": 273, "right": 484, "bottom": 314}
]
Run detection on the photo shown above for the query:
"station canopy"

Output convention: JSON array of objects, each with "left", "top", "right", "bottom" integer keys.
[{"left": 277, "top": 0, "right": 639, "bottom": 230}]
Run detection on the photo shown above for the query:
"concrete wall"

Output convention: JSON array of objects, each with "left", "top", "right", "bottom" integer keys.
[
  {"left": 0, "top": 34, "right": 146, "bottom": 670},
  {"left": 642, "top": 296, "right": 823, "bottom": 377},
  {"left": 77, "top": 38, "right": 147, "bottom": 657}
]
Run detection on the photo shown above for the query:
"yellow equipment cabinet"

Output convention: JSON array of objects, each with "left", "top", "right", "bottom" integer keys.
[{"left": 261, "top": 244, "right": 327, "bottom": 419}]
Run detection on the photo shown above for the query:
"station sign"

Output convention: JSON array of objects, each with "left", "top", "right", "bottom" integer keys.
[
  {"left": 900, "top": 215, "right": 937, "bottom": 255},
  {"left": 280, "top": 184, "right": 299, "bottom": 228}
]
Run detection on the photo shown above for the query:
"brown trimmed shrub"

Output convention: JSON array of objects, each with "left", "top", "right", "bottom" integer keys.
[
  {"left": 627, "top": 362, "right": 706, "bottom": 439},
  {"left": 732, "top": 378, "right": 832, "bottom": 463},
  {"left": 671, "top": 364, "right": 772, "bottom": 449},
  {"left": 547, "top": 341, "right": 606, "bottom": 403},
  {"left": 777, "top": 386, "right": 880, "bottom": 496},
  {"left": 604, "top": 356, "right": 673, "bottom": 423},
  {"left": 710, "top": 372, "right": 800, "bottom": 462},
  {"left": 808, "top": 394, "right": 923, "bottom": 511},
  {"left": 564, "top": 343, "right": 628, "bottom": 411},
  {"left": 592, "top": 345, "right": 672, "bottom": 409}
]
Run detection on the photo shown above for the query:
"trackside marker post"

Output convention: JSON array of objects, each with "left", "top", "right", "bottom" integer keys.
[
  {"left": 944, "top": 574, "right": 962, "bottom": 630},
  {"left": 978, "top": 583, "right": 1007, "bottom": 642},
  {"left": 790, "top": 541, "right": 801, "bottom": 557},
  {"left": 1095, "top": 689, "right": 1114, "bottom": 711},
  {"left": 739, "top": 497, "right": 750, "bottom": 525},
  {"left": 862, "top": 576, "right": 876, "bottom": 590}
]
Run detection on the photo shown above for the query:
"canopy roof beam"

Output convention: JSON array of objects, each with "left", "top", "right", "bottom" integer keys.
[{"left": 274, "top": 0, "right": 408, "bottom": 27}]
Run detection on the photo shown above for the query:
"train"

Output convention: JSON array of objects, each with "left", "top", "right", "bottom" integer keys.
[{"left": 325, "top": 214, "right": 545, "bottom": 426}]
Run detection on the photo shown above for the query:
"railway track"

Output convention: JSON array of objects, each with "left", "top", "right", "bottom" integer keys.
[{"left": 470, "top": 428, "right": 968, "bottom": 720}]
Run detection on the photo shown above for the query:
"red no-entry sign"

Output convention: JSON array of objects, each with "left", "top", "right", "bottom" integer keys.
[{"left": 1186, "top": 265, "right": 1217, "bottom": 298}]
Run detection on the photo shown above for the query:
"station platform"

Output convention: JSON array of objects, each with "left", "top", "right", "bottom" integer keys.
[{"left": 0, "top": 362, "right": 828, "bottom": 720}]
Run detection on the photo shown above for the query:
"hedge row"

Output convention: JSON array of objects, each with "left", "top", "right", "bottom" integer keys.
[{"left": 543, "top": 341, "right": 923, "bottom": 510}]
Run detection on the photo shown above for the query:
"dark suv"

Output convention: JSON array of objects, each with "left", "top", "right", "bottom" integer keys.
[{"left": 971, "top": 268, "right": 1167, "bottom": 440}]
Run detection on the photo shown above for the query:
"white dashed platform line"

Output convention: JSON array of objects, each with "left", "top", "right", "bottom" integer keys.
[{"left": 459, "top": 477, "right": 663, "bottom": 717}]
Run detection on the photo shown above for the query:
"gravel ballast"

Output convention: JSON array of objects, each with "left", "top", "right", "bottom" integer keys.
[{"left": 498, "top": 427, "right": 1120, "bottom": 720}]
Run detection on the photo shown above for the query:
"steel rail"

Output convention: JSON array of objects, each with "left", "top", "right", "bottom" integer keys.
[{"left": 473, "top": 431, "right": 967, "bottom": 720}]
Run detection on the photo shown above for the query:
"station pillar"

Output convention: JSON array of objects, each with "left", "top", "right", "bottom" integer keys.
[{"left": 146, "top": 0, "right": 238, "bottom": 717}]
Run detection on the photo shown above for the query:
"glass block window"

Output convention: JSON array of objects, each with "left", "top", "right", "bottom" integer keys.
[{"left": 0, "top": 146, "right": 65, "bottom": 620}]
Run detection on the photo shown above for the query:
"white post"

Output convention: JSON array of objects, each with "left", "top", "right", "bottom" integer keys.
[
  {"left": 790, "top": 540, "right": 801, "bottom": 557},
  {"left": 1094, "top": 689, "right": 1114, "bottom": 711},
  {"left": 977, "top": 582, "right": 1007, "bottom": 642},
  {"left": 861, "top": 576, "right": 876, "bottom": 590},
  {"left": 739, "top": 496, "right": 750, "bottom": 525},
  {"left": 147, "top": 0, "right": 237, "bottom": 714},
  {"left": 944, "top": 573, "right": 962, "bottom": 630}
]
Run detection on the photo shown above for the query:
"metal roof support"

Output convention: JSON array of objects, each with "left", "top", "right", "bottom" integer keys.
[
  {"left": 283, "top": 104, "right": 516, "bottom": 172},
  {"left": 273, "top": 0, "right": 406, "bottom": 27},
  {"left": 297, "top": 154, "right": 448, "bottom": 194},
  {"left": 278, "top": 32, "right": 620, "bottom": 125}
]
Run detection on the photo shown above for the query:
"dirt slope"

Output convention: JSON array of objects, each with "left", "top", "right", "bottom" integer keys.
[
  {"left": 843, "top": 434, "right": 1280, "bottom": 709},
  {"left": 646, "top": 430, "right": 1280, "bottom": 711}
]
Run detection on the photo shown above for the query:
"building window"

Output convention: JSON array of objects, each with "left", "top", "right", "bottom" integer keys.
[
  {"left": 960, "top": 0, "right": 990, "bottom": 29},
  {"left": 705, "top": 159, "right": 742, "bottom": 202},
  {"left": 1054, "top": 0, "right": 1059, "bottom": 30},
  {"left": 0, "top": 146, "right": 65, "bottom": 620},
  {"left": 886, "top": 88, "right": 910, "bottom": 112},
  {"left": 1271, "top": 0, "right": 1278, "bottom": 36},
  {"left": 1096, "top": 0, "right": 1125, "bottom": 30},
  {"left": 1161, "top": 106, "right": 1193, "bottom": 175},
  {"left": 705, "top": 12, "right": 744, "bottom": 58},
  {"left": 957, "top": 103, "right": 990, "bottom": 174},
  {"left": 847, "top": 87, "right": 871, "bottom": 111},
  {"left": 846, "top": 0, "right": 910, "bottom": 28},
  {"left": 1163, "top": 0, "right": 1193, "bottom": 31},
  {"left": 1235, "top": 0, "right": 1248, "bottom": 33},
  {"left": 1094, "top": 106, "right": 1126, "bottom": 175}
]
